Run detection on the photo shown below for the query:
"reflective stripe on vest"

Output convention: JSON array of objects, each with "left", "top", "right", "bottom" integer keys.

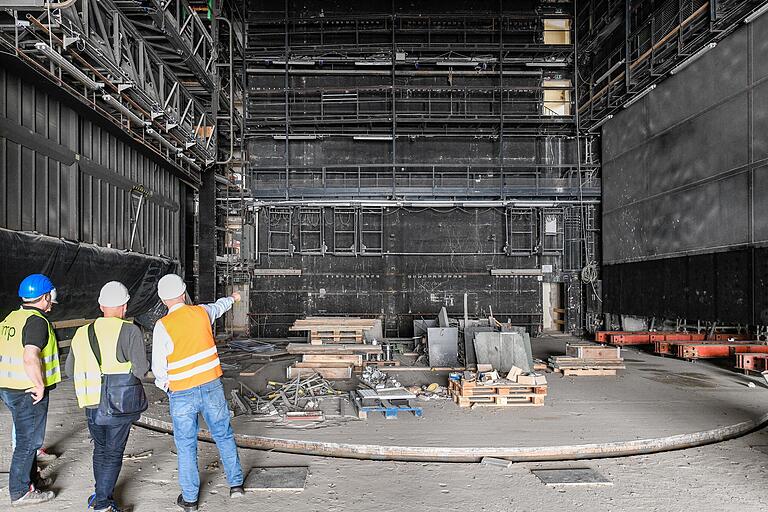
[
  {"left": 71, "top": 317, "right": 133, "bottom": 408},
  {"left": 0, "top": 308, "right": 61, "bottom": 390},
  {"left": 162, "top": 305, "right": 222, "bottom": 391}
]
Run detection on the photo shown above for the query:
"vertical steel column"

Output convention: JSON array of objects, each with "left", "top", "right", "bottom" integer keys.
[
  {"left": 198, "top": 169, "right": 217, "bottom": 302},
  {"left": 391, "top": 0, "right": 397, "bottom": 197},
  {"left": 498, "top": 0, "right": 504, "bottom": 200},
  {"left": 625, "top": 0, "right": 631, "bottom": 90},
  {"left": 284, "top": 0, "right": 290, "bottom": 199}
]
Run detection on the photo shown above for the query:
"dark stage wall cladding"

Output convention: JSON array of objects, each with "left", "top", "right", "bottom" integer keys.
[
  {"left": 250, "top": 207, "right": 594, "bottom": 337},
  {"left": 0, "top": 229, "right": 175, "bottom": 324},
  {"left": 0, "top": 65, "right": 184, "bottom": 260},
  {"left": 601, "top": 15, "right": 768, "bottom": 322}
]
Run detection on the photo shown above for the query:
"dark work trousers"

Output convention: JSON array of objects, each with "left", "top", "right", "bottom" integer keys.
[
  {"left": 0, "top": 388, "right": 49, "bottom": 501},
  {"left": 86, "top": 408, "right": 132, "bottom": 510}
]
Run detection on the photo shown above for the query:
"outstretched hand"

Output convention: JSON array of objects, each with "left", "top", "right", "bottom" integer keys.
[{"left": 231, "top": 291, "right": 241, "bottom": 302}]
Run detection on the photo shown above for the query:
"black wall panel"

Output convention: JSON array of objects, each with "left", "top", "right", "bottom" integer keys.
[
  {"left": 601, "top": 18, "right": 768, "bottom": 323},
  {"left": 0, "top": 66, "right": 183, "bottom": 260}
]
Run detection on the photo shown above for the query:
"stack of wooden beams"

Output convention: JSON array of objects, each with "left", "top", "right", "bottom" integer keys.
[
  {"left": 548, "top": 343, "right": 625, "bottom": 376},
  {"left": 289, "top": 317, "right": 378, "bottom": 344},
  {"left": 286, "top": 317, "right": 381, "bottom": 379}
]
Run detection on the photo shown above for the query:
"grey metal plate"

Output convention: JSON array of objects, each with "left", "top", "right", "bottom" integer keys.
[
  {"left": 244, "top": 467, "right": 309, "bottom": 491},
  {"left": 414, "top": 319, "right": 438, "bottom": 338},
  {"left": 532, "top": 468, "right": 612, "bottom": 486},
  {"left": 463, "top": 326, "right": 495, "bottom": 366},
  {"left": 473, "top": 332, "right": 533, "bottom": 372},
  {"left": 427, "top": 327, "right": 459, "bottom": 367}
]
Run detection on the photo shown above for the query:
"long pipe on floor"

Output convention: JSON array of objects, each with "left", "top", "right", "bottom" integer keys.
[{"left": 136, "top": 412, "right": 768, "bottom": 463}]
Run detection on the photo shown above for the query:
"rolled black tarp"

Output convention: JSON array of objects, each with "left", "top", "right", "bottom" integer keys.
[{"left": 0, "top": 228, "right": 177, "bottom": 325}]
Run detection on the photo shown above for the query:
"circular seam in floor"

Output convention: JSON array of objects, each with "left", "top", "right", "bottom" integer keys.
[{"left": 135, "top": 411, "right": 768, "bottom": 463}]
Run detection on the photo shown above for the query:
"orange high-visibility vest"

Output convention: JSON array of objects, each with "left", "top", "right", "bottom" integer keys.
[{"left": 161, "top": 305, "right": 222, "bottom": 391}]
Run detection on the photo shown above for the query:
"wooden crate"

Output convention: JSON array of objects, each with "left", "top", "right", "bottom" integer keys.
[
  {"left": 565, "top": 344, "right": 620, "bottom": 360},
  {"left": 448, "top": 379, "right": 546, "bottom": 408}
]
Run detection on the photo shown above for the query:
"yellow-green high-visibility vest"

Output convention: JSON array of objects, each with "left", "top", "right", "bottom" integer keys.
[
  {"left": 0, "top": 308, "right": 61, "bottom": 389},
  {"left": 71, "top": 317, "right": 133, "bottom": 408}
]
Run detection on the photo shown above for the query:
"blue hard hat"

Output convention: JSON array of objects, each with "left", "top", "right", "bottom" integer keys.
[{"left": 18, "top": 274, "right": 55, "bottom": 300}]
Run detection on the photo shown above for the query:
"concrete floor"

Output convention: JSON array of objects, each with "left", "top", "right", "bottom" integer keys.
[{"left": 3, "top": 336, "right": 768, "bottom": 511}]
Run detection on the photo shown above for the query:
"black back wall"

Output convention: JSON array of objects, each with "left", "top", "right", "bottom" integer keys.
[{"left": 601, "top": 15, "right": 768, "bottom": 324}]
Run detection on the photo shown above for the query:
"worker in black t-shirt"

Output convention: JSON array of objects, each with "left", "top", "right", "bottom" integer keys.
[{"left": 0, "top": 274, "right": 62, "bottom": 507}]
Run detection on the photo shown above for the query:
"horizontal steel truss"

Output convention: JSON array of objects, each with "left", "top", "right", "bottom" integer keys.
[
  {"left": 246, "top": 163, "right": 600, "bottom": 200},
  {"left": 577, "top": 0, "right": 763, "bottom": 127},
  {"left": 0, "top": 0, "right": 222, "bottom": 180}
]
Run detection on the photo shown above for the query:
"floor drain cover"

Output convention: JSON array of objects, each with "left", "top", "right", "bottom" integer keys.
[{"left": 532, "top": 468, "right": 612, "bottom": 486}]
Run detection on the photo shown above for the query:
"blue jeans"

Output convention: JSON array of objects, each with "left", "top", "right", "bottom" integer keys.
[
  {"left": 86, "top": 408, "right": 132, "bottom": 510},
  {"left": 169, "top": 378, "right": 243, "bottom": 502},
  {"left": 0, "top": 388, "right": 49, "bottom": 501}
]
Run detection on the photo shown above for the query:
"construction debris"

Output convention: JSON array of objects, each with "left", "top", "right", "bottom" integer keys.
[
  {"left": 229, "top": 373, "right": 348, "bottom": 427},
  {"left": 448, "top": 369, "right": 547, "bottom": 408}
]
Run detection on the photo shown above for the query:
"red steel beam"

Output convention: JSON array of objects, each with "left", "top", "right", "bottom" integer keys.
[{"left": 735, "top": 353, "right": 768, "bottom": 373}]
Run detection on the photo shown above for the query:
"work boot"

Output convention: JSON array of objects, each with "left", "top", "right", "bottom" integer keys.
[
  {"left": 32, "top": 474, "right": 54, "bottom": 489},
  {"left": 10, "top": 487, "right": 55, "bottom": 507},
  {"left": 229, "top": 485, "right": 245, "bottom": 498},
  {"left": 94, "top": 504, "right": 127, "bottom": 512},
  {"left": 176, "top": 494, "right": 198, "bottom": 512},
  {"left": 36, "top": 448, "right": 58, "bottom": 463}
]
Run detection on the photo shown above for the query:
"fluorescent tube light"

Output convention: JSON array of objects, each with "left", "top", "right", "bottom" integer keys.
[
  {"left": 525, "top": 61, "right": 568, "bottom": 67},
  {"left": 146, "top": 128, "right": 179, "bottom": 152},
  {"left": 272, "top": 134, "right": 318, "bottom": 140},
  {"left": 670, "top": 42, "right": 717, "bottom": 75},
  {"left": 353, "top": 135, "right": 393, "bottom": 141},
  {"left": 35, "top": 42, "right": 103, "bottom": 90},
  {"left": 177, "top": 152, "right": 201, "bottom": 171},
  {"left": 745, "top": 3, "right": 768, "bottom": 23},
  {"left": 588, "top": 114, "right": 613, "bottom": 132},
  {"left": 436, "top": 60, "right": 479, "bottom": 66},
  {"left": 101, "top": 94, "right": 148, "bottom": 127},
  {"left": 354, "top": 61, "right": 391, "bottom": 66},
  {"left": 623, "top": 84, "right": 656, "bottom": 109},
  {"left": 594, "top": 59, "right": 625, "bottom": 85}
]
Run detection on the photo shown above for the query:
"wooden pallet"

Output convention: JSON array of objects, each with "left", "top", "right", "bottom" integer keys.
[
  {"left": 565, "top": 344, "right": 621, "bottom": 360},
  {"left": 448, "top": 379, "right": 546, "bottom": 408},
  {"left": 554, "top": 368, "right": 619, "bottom": 376}
]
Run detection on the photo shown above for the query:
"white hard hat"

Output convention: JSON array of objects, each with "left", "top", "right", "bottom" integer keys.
[
  {"left": 157, "top": 274, "right": 186, "bottom": 301},
  {"left": 98, "top": 281, "right": 130, "bottom": 307}
]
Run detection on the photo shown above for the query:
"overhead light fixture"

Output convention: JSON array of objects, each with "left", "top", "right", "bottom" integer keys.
[
  {"left": 272, "top": 60, "right": 316, "bottom": 65},
  {"left": 670, "top": 42, "right": 717, "bottom": 75},
  {"left": 525, "top": 61, "right": 568, "bottom": 67},
  {"left": 272, "top": 134, "right": 318, "bottom": 140},
  {"left": 588, "top": 114, "right": 614, "bottom": 132},
  {"left": 354, "top": 61, "right": 391, "bottom": 66},
  {"left": 101, "top": 94, "right": 149, "bottom": 127},
  {"left": 35, "top": 42, "right": 103, "bottom": 90},
  {"left": 436, "top": 60, "right": 480, "bottom": 66},
  {"left": 146, "top": 128, "right": 180, "bottom": 153},
  {"left": 623, "top": 84, "right": 656, "bottom": 109},
  {"left": 513, "top": 201, "right": 555, "bottom": 207},
  {"left": 745, "top": 3, "right": 768, "bottom": 23},
  {"left": 594, "top": 59, "right": 625, "bottom": 85},
  {"left": 177, "top": 152, "right": 201, "bottom": 171},
  {"left": 353, "top": 135, "right": 393, "bottom": 141}
]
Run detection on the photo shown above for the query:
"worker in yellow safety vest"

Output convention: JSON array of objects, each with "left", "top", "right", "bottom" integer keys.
[
  {"left": 0, "top": 274, "right": 61, "bottom": 507},
  {"left": 66, "top": 281, "right": 149, "bottom": 512},
  {"left": 151, "top": 274, "right": 245, "bottom": 512}
]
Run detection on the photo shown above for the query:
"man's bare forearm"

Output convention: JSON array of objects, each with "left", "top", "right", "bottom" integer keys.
[{"left": 23, "top": 346, "right": 45, "bottom": 390}]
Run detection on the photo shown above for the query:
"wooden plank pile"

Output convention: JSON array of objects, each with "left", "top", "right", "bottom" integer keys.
[
  {"left": 289, "top": 317, "right": 378, "bottom": 344},
  {"left": 548, "top": 343, "right": 625, "bottom": 376},
  {"left": 286, "top": 317, "right": 381, "bottom": 379},
  {"left": 448, "top": 378, "right": 547, "bottom": 408}
]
